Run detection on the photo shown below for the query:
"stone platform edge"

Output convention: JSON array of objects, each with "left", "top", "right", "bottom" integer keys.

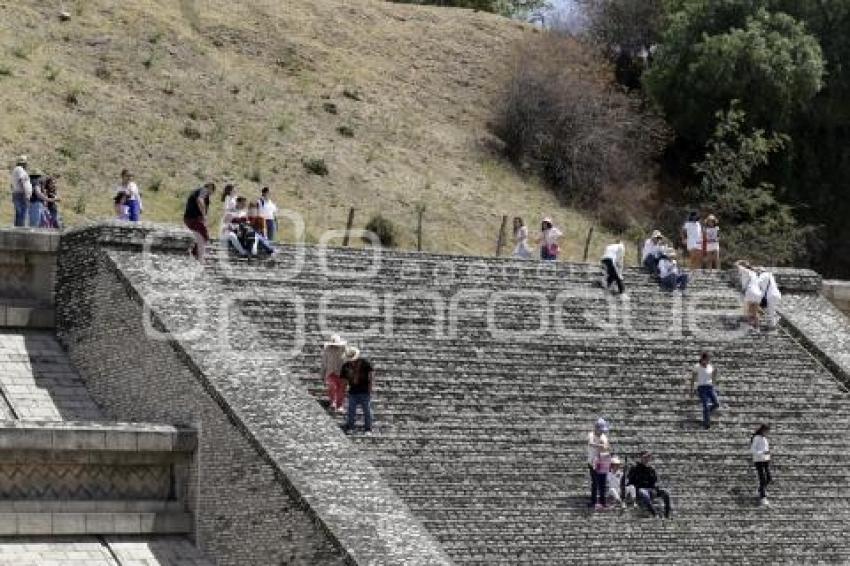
[{"left": 0, "top": 421, "right": 196, "bottom": 452}]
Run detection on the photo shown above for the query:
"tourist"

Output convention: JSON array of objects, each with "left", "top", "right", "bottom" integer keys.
[
  {"left": 27, "top": 175, "right": 49, "bottom": 228},
  {"left": 221, "top": 183, "right": 238, "bottom": 212},
  {"left": 247, "top": 201, "right": 267, "bottom": 237},
  {"left": 703, "top": 214, "right": 720, "bottom": 269},
  {"left": 606, "top": 456, "right": 633, "bottom": 508},
  {"left": 756, "top": 267, "right": 782, "bottom": 329},
  {"left": 642, "top": 230, "right": 664, "bottom": 274},
  {"left": 592, "top": 450, "right": 612, "bottom": 510},
  {"left": 681, "top": 211, "right": 703, "bottom": 269},
  {"left": 600, "top": 239, "right": 626, "bottom": 294},
  {"left": 10, "top": 155, "right": 32, "bottom": 227},
  {"left": 341, "top": 348, "right": 374, "bottom": 434},
  {"left": 536, "top": 217, "right": 562, "bottom": 261},
  {"left": 751, "top": 424, "right": 772, "bottom": 506},
  {"left": 735, "top": 260, "right": 762, "bottom": 330},
  {"left": 184, "top": 182, "right": 216, "bottom": 260},
  {"left": 627, "top": 451, "right": 671, "bottom": 518},
  {"left": 512, "top": 217, "right": 531, "bottom": 259},
  {"left": 690, "top": 352, "right": 720, "bottom": 429},
  {"left": 658, "top": 251, "right": 689, "bottom": 292},
  {"left": 114, "top": 192, "right": 130, "bottom": 221},
  {"left": 221, "top": 197, "right": 251, "bottom": 257},
  {"left": 43, "top": 177, "right": 61, "bottom": 229},
  {"left": 321, "top": 335, "right": 355, "bottom": 414},
  {"left": 587, "top": 418, "right": 611, "bottom": 509},
  {"left": 116, "top": 169, "right": 143, "bottom": 222},
  {"left": 259, "top": 187, "right": 278, "bottom": 241}
]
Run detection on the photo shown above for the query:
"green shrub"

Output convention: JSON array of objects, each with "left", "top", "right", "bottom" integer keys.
[
  {"left": 337, "top": 125, "right": 355, "bottom": 138},
  {"left": 182, "top": 124, "right": 202, "bottom": 140},
  {"left": 364, "top": 214, "right": 397, "bottom": 247},
  {"left": 302, "top": 158, "right": 328, "bottom": 176}
]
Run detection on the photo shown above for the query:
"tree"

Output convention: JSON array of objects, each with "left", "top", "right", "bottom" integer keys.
[
  {"left": 689, "top": 103, "right": 806, "bottom": 265},
  {"left": 644, "top": 6, "right": 825, "bottom": 145},
  {"left": 578, "top": 0, "right": 665, "bottom": 49}
]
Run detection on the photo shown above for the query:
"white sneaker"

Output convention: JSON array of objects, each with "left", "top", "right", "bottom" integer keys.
[{"left": 759, "top": 498, "right": 770, "bottom": 507}]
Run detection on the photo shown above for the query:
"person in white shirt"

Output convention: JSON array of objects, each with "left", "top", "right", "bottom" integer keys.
[
  {"left": 221, "top": 184, "right": 238, "bottom": 213},
  {"left": 681, "top": 211, "right": 703, "bottom": 269},
  {"left": 657, "top": 250, "right": 689, "bottom": 292},
  {"left": 115, "top": 169, "right": 143, "bottom": 222},
  {"left": 512, "top": 217, "right": 531, "bottom": 259},
  {"left": 751, "top": 424, "right": 772, "bottom": 505},
  {"left": 605, "top": 456, "right": 634, "bottom": 508},
  {"left": 703, "top": 214, "right": 720, "bottom": 269},
  {"left": 755, "top": 268, "right": 782, "bottom": 329},
  {"left": 735, "top": 260, "right": 763, "bottom": 331},
  {"left": 600, "top": 240, "right": 626, "bottom": 294},
  {"left": 587, "top": 418, "right": 610, "bottom": 509},
  {"left": 10, "top": 155, "right": 32, "bottom": 227},
  {"left": 642, "top": 230, "right": 664, "bottom": 274},
  {"left": 689, "top": 352, "right": 720, "bottom": 429},
  {"left": 536, "top": 217, "right": 562, "bottom": 261},
  {"left": 259, "top": 186, "right": 278, "bottom": 241}
]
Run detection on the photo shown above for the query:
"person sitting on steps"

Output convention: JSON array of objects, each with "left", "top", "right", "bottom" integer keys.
[
  {"left": 606, "top": 456, "right": 634, "bottom": 509},
  {"left": 642, "top": 230, "right": 665, "bottom": 274},
  {"left": 627, "top": 451, "right": 671, "bottom": 518},
  {"left": 657, "top": 249, "right": 689, "bottom": 292}
]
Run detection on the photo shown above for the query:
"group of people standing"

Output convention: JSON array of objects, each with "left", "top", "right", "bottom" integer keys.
[
  {"left": 511, "top": 217, "right": 563, "bottom": 261},
  {"left": 320, "top": 334, "right": 374, "bottom": 434},
  {"left": 182, "top": 182, "right": 279, "bottom": 260},
  {"left": 9, "top": 156, "right": 61, "bottom": 229}
]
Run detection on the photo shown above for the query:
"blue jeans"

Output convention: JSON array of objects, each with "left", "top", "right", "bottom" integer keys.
[
  {"left": 638, "top": 487, "right": 671, "bottom": 517},
  {"left": 345, "top": 393, "right": 372, "bottom": 431},
  {"left": 12, "top": 193, "right": 28, "bottom": 227},
  {"left": 697, "top": 384, "right": 720, "bottom": 428},
  {"left": 28, "top": 201, "right": 44, "bottom": 228},
  {"left": 660, "top": 273, "right": 689, "bottom": 291},
  {"left": 265, "top": 219, "right": 277, "bottom": 241},
  {"left": 643, "top": 255, "right": 658, "bottom": 274},
  {"left": 127, "top": 199, "right": 141, "bottom": 221}
]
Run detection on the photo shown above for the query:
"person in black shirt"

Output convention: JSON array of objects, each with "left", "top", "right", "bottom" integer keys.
[
  {"left": 184, "top": 182, "right": 216, "bottom": 260},
  {"left": 341, "top": 351, "right": 373, "bottom": 434},
  {"left": 627, "top": 451, "right": 671, "bottom": 518}
]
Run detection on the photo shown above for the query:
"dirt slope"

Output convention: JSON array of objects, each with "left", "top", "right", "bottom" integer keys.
[{"left": 0, "top": 0, "right": 618, "bottom": 258}]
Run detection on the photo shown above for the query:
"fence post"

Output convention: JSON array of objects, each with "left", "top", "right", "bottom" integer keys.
[
  {"left": 495, "top": 215, "right": 508, "bottom": 257},
  {"left": 342, "top": 207, "right": 355, "bottom": 247},
  {"left": 582, "top": 226, "right": 594, "bottom": 262},
  {"left": 416, "top": 205, "right": 425, "bottom": 252}
]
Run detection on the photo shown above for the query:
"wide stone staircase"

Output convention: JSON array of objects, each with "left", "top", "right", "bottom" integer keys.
[{"left": 199, "top": 244, "right": 850, "bottom": 564}]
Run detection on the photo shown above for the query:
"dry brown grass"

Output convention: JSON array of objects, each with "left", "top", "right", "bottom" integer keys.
[{"left": 0, "top": 0, "right": 629, "bottom": 261}]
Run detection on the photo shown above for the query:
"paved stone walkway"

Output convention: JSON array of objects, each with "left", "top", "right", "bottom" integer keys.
[
  {"left": 0, "top": 536, "right": 211, "bottom": 565},
  {"left": 0, "top": 331, "right": 104, "bottom": 421}
]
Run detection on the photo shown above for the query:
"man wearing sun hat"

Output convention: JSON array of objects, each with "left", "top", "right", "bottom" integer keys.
[
  {"left": 642, "top": 230, "right": 665, "bottom": 274},
  {"left": 10, "top": 155, "right": 32, "bottom": 227}
]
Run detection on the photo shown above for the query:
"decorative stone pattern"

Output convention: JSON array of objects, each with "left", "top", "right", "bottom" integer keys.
[
  {"left": 0, "top": 463, "right": 169, "bottom": 500},
  {"left": 0, "top": 228, "right": 59, "bottom": 305}
]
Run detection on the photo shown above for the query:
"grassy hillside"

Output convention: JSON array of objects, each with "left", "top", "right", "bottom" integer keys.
[{"left": 0, "top": 0, "right": 625, "bottom": 260}]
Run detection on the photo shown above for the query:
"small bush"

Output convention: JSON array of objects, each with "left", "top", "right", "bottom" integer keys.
[
  {"left": 94, "top": 65, "right": 111, "bottom": 80},
  {"left": 0, "top": 66, "right": 11, "bottom": 77},
  {"left": 142, "top": 53, "right": 155, "bottom": 69},
  {"left": 147, "top": 178, "right": 163, "bottom": 192},
  {"left": 182, "top": 124, "right": 202, "bottom": 140},
  {"left": 247, "top": 166, "right": 262, "bottom": 183},
  {"left": 57, "top": 145, "right": 77, "bottom": 160},
  {"left": 72, "top": 192, "right": 87, "bottom": 215},
  {"left": 276, "top": 113, "right": 294, "bottom": 134},
  {"left": 11, "top": 45, "right": 30, "bottom": 60},
  {"left": 322, "top": 102, "right": 338, "bottom": 115},
  {"left": 44, "top": 64, "right": 59, "bottom": 81},
  {"left": 337, "top": 125, "right": 355, "bottom": 138},
  {"left": 365, "top": 214, "right": 397, "bottom": 247},
  {"left": 343, "top": 89, "right": 362, "bottom": 101},
  {"left": 302, "top": 158, "right": 329, "bottom": 176},
  {"left": 65, "top": 87, "right": 82, "bottom": 106}
]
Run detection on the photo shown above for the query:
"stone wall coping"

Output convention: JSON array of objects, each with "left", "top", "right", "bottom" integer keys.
[
  {"left": 0, "top": 229, "right": 61, "bottom": 253},
  {"left": 61, "top": 222, "right": 194, "bottom": 251},
  {"left": 0, "top": 422, "right": 196, "bottom": 452}
]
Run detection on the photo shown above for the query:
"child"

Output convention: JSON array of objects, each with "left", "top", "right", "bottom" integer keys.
[
  {"left": 606, "top": 456, "right": 635, "bottom": 508},
  {"left": 43, "top": 177, "right": 61, "bottom": 229}
]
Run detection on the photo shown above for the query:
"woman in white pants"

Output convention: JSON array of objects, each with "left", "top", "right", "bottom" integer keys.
[
  {"left": 756, "top": 268, "right": 782, "bottom": 329},
  {"left": 735, "top": 260, "right": 763, "bottom": 330}
]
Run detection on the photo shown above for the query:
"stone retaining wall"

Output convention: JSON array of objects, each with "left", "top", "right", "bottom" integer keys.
[{"left": 55, "top": 225, "right": 348, "bottom": 566}]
